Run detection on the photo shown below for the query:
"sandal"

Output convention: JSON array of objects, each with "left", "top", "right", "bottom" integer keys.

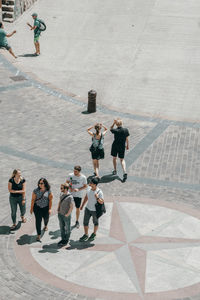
[
  {"left": 10, "top": 224, "right": 16, "bottom": 230},
  {"left": 43, "top": 226, "right": 48, "bottom": 231},
  {"left": 36, "top": 235, "right": 40, "bottom": 241},
  {"left": 21, "top": 217, "right": 27, "bottom": 223}
]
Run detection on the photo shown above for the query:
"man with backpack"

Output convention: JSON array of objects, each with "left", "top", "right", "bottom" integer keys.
[{"left": 27, "top": 13, "right": 46, "bottom": 56}]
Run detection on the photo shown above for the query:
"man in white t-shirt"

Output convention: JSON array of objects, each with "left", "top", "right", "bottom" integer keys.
[
  {"left": 79, "top": 177, "right": 104, "bottom": 242},
  {"left": 66, "top": 165, "right": 87, "bottom": 228}
]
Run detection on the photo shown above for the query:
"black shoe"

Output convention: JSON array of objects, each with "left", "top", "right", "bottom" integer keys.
[
  {"left": 112, "top": 170, "right": 117, "bottom": 175},
  {"left": 88, "top": 233, "right": 96, "bottom": 242},
  {"left": 58, "top": 239, "right": 68, "bottom": 246},
  {"left": 75, "top": 221, "right": 80, "bottom": 228},
  {"left": 79, "top": 234, "right": 88, "bottom": 242},
  {"left": 122, "top": 173, "right": 127, "bottom": 182}
]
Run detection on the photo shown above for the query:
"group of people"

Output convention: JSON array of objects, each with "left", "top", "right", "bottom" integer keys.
[
  {"left": 8, "top": 167, "right": 103, "bottom": 246},
  {"left": 8, "top": 118, "right": 130, "bottom": 246},
  {"left": 0, "top": 12, "right": 41, "bottom": 58}
]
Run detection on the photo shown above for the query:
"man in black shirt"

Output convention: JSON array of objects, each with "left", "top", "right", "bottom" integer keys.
[{"left": 110, "top": 118, "right": 130, "bottom": 182}]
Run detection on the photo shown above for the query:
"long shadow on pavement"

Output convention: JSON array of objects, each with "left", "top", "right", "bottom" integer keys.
[
  {"left": 39, "top": 243, "right": 59, "bottom": 253},
  {"left": 49, "top": 229, "right": 60, "bottom": 240},
  {"left": 0, "top": 225, "right": 12, "bottom": 235},
  {"left": 67, "top": 239, "right": 94, "bottom": 250},
  {"left": 18, "top": 53, "right": 38, "bottom": 57},
  {"left": 17, "top": 231, "right": 45, "bottom": 245},
  {"left": 17, "top": 234, "right": 38, "bottom": 245},
  {"left": 87, "top": 173, "right": 122, "bottom": 184}
]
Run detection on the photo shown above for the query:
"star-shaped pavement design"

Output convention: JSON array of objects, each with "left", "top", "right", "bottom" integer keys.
[{"left": 26, "top": 200, "right": 200, "bottom": 299}]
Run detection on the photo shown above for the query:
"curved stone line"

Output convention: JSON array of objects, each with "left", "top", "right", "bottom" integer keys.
[
  {"left": 0, "top": 145, "right": 200, "bottom": 191},
  {"left": 0, "top": 54, "right": 200, "bottom": 128}
]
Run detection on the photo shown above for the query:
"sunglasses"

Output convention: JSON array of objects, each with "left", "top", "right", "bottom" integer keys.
[{"left": 39, "top": 182, "right": 44, "bottom": 185}]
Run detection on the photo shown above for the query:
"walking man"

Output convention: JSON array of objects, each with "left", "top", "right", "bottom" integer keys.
[
  {"left": 27, "top": 13, "right": 41, "bottom": 56},
  {"left": 66, "top": 166, "right": 87, "bottom": 228},
  {"left": 0, "top": 22, "right": 17, "bottom": 58},
  {"left": 79, "top": 178, "right": 104, "bottom": 242},
  {"left": 110, "top": 118, "right": 130, "bottom": 182},
  {"left": 57, "top": 183, "right": 73, "bottom": 246}
]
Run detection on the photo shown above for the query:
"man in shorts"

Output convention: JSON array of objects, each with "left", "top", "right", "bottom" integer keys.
[
  {"left": 66, "top": 166, "right": 87, "bottom": 228},
  {"left": 79, "top": 177, "right": 104, "bottom": 242},
  {"left": 110, "top": 118, "right": 130, "bottom": 182},
  {"left": 27, "top": 13, "right": 41, "bottom": 56},
  {"left": 0, "top": 22, "right": 17, "bottom": 58}
]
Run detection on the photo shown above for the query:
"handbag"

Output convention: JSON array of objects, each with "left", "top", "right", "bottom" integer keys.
[
  {"left": 89, "top": 134, "right": 103, "bottom": 152},
  {"left": 95, "top": 201, "right": 106, "bottom": 218}
]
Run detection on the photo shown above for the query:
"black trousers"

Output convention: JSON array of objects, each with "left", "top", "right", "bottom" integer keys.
[{"left": 33, "top": 204, "right": 49, "bottom": 235}]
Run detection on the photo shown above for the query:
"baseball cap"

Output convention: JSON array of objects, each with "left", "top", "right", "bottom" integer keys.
[{"left": 32, "top": 13, "right": 38, "bottom": 17}]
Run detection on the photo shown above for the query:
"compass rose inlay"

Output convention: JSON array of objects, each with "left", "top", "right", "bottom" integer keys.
[{"left": 15, "top": 197, "right": 200, "bottom": 300}]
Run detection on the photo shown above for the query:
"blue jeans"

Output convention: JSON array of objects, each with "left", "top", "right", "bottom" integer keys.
[
  {"left": 9, "top": 195, "right": 26, "bottom": 224},
  {"left": 58, "top": 213, "right": 71, "bottom": 241}
]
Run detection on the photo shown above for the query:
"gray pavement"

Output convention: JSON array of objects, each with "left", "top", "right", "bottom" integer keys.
[
  {"left": 3, "top": 0, "right": 200, "bottom": 121},
  {"left": 1, "top": 51, "right": 200, "bottom": 300},
  {"left": 0, "top": 0, "right": 200, "bottom": 299}
]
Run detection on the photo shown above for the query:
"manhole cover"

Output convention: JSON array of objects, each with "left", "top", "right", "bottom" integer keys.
[{"left": 10, "top": 75, "right": 27, "bottom": 81}]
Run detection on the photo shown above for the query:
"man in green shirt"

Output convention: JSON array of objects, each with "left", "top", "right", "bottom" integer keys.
[
  {"left": 0, "top": 22, "right": 17, "bottom": 58},
  {"left": 27, "top": 13, "right": 41, "bottom": 56}
]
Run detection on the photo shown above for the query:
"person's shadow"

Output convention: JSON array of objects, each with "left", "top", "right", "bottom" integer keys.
[
  {"left": 18, "top": 53, "right": 38, "bottom": 57},
  {"left": 49, "top": 229, "right": 60, "bottom": 240},
  {"left": 87, "top": 173, "right": 122, "bottom": 184},
  {"left": 0, "top": 226, "right": 12, "bottom": 235},
  {"left": 39, "top": 243, "right": 59, "bottom": 253},
  {"left": 17, "top": 231, "right": 44, "bottom": 245},
  {"left": 17, "top": 234, "right": 38, "bottom": 245},
  {"left": 67, "top": 239, "right": 95, "bottom": 250}
]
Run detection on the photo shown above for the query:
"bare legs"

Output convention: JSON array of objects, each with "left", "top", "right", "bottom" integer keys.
[
  {"left": 76, "top": 207, "right": 80, "bottom": 222},
  {"left": 120, "top": 158, "right": 127, "bottom": 174},
  {"left": 34, "top": 41, "right": 40, "bottom": 55},
  {"left": 84, "top": 225, "right": 98, "bottom": 235},
  {"left": 112, "top": 157, "right": 127, "bottom": 174},
  {"left": 113, "top": 157, "right": 117, "bottom": 172},
  {"left": 92, "top": 159, "right": 100, "bottom": 177},
  {"left": 8, "top": 47, "right": 17, "bottom": 58}
]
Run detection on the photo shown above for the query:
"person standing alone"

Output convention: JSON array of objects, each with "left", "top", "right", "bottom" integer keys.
[{"left": 27, "top": 13, "right": 41, "bottom": 56}]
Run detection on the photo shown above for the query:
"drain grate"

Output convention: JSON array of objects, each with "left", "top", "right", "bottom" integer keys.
[{"left": 10, "top": 75, "right": 27, "bottom": 81}]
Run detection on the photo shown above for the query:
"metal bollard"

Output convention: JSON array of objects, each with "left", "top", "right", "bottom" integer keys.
[{"left": 87, "top": 90, "right": 97, "bottom": 113}]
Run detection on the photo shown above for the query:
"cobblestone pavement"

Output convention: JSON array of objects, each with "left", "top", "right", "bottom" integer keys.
[{"left": 0, "top": 50, "right": 200, "bottom": 300}]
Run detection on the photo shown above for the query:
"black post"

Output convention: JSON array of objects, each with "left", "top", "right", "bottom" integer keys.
[{"left": 88, "top": 90, "right": 97, "bottom": 113}]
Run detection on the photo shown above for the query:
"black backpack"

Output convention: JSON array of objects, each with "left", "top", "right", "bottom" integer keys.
[{"left": 38, "top": 19, "right": 46, "bottom": 31}]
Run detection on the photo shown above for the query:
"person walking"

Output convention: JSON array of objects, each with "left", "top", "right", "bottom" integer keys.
[
  {"left": 8, "top": 169, "right": 26, "bottom": 230},
  {"left": 30, "top": 178, "right": 53, "bottom": 241},
  {"left": 0, "top": 22, "right": 17, "bottom": 58},
  {"left": 87, "top": 123, "right": 107, "bottom": 178},
  {"left": 66, "top": 166, "right": 87, "bottom": 229},
  {"left": 110, "top": 118, "right": 130, "bottom": 182},
  {"left": 57, "top": 183, "right": 74, "bottom": 246},
  {"left": 27, "top": 13, "right": 41, "bottom": 56},
  {"left": 79, "top": 178, "right": 104, "bottom": 242}
]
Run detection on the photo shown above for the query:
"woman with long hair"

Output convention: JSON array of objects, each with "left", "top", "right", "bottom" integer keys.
[
  {"left": 87, "top": 123, "right": 107, "bottom": 178},
  {"left": 8, "top": 169, "right": 26, "bottom": 230},
  {"left": 30, "top": 178, "right": 53, "bottom": 241}
]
